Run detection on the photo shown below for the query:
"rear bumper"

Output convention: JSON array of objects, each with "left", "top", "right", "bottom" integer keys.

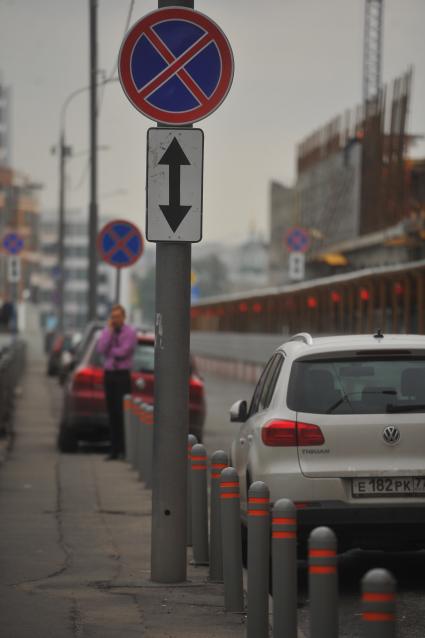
[
  {"left": 64, "top": 406, "right": 205, "bottom": 441},
  {"left": 296, "top": 502, "right": 425, "bottom": 550},
  {"left": 65, "top": 413, "right": 109, "bottom": 441}
]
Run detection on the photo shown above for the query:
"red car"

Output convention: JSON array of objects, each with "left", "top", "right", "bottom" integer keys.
[{"left": 58, "top": 329, "right": 206, "bottom": 452}]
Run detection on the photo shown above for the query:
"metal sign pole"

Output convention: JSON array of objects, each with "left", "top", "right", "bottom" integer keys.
[
  {"left": 150, "top": 0, "right": 194, "bottom": 584},
  {"left": 115, "top": 268, "right": 121, "bottom": 305}
]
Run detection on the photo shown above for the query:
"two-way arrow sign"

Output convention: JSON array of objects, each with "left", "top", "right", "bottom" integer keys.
[{"left": 146, "top": 128, "right": 204, "bottom": 242}]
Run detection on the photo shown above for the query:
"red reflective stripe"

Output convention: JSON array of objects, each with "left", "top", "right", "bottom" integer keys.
[
  {"left": 220, "top": 492, "right": 239, "bottom": 499},
  {"left": 220, "top": 482, "right": 239, "bottom": 488},
  {"left": 248, "top": 510, "right": 269, "bottom": 517},
  {"left": 191, "top": 456, "right": 207, "bottom": 461},
  {"left": 211, "top": 473, "right": 221, "bottom": 479},
  {"left": 192, "top": 465, "right": 207, "bottom": 470},
  {"left": 362, "top": 593, "right": 395, "bottom": 602},
  {"left": 309, "top": 566, "right": 337, "bottom": 574},
  {"left": 309, "top": 549, "right": 336, "bottom": 558},
  {"left": 273, "top": 517, "right": 296, "bottom": 525},
  {"left": 211, "top": 463, "right": 227, "bottom": 469},
  {"left": 248, "top": 497, "right": 269, "bottom": 504},
  {"left": 273, "top": 531, "right": 296, "bottom": 539},
  {"left": 363, "top": 613, "right": 395, "bottom": 622}
]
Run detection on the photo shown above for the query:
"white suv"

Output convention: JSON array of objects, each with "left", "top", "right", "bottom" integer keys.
[{"left": 230, "top": 332, "right": 425, "bottom": 551}]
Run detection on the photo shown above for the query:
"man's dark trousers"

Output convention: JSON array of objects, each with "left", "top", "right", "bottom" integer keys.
[{"left": 104, "top": 369, "right": 131, "bottom": 456}]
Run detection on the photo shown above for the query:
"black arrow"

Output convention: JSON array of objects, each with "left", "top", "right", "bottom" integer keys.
[{"left": 158, "top": 137, "right": 191, "bottom": 233}]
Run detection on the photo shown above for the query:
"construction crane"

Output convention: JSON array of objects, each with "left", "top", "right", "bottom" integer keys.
[{"left": 363, "top": 0, "right": 384, "bottom": 103}]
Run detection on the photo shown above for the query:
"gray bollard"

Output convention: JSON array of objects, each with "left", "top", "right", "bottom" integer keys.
[
  {"left": 272, "top": 499, "right": 297, "bottom": 638},
  {"left": 247, "top": 481, "right": 270, "bottom": 638},
  {"left": 220, "top": 467, "right": 244, "bottom": 613},
  {"left": 309, "top": 526, "right": 338, "bottom": 638},
  {"left": 127, "top": 396, "right": 136, "bottom": 464},
  {"left": 143, "top": 403, "right": 154, "bottom": 488},
  {"left": 123, "top": 394, "right": 132, "bottom": 463},
  {"left": 209, "top": 450, "right": 228, "bottom": 581},
  {"left": 187, "top": 434, "right": 198, "bottom": 547},
  {"left": 137, "top": 401, "right": 146, "bottom": 482},
  {"left": 191, "top": 443, "right": 209, "bottom": 565},
  {"left": 131, "top": 398, "right": 142, "bottom": 470},
  {"left": 362, "top": 569, "right": 396, "bottom": 638}
]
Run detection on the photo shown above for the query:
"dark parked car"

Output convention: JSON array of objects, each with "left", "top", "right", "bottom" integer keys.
[
  {"left": 56, "top": 321, "right": 103, "bottom": 385},
  {"left": 46, "top": 333, "right": 73, "bottom": 376},
  {"left": 58, "top": 329, "right": 206, "bottom": 451}
]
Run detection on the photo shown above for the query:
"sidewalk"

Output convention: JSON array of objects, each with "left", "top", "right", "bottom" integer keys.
[{"left": 0, "top": 315, "right": 246, "bottom": 637}]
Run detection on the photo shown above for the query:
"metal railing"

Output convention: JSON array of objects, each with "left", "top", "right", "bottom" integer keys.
[{"left": 0, "top": 337, "right": 26, "bottom": 438}]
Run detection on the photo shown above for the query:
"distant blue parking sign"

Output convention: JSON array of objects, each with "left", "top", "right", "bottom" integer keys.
[
  {"left": 285, "top": 227, "right": 310, "bottom": 253},
  {"left": 2, "top": 232, "right": 24, "bottom": 255},
  {"left": 119, "top": 7, "right": 234, "bottom": 125},
  {"left": 97, "top": 220, "right": 144, "bottom": 268}
]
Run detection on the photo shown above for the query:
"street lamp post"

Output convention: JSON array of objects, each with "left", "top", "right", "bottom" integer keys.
[
  {"left": 57, "top": 132, "right": 72, "bottom": 332},
  {"left": 54, "top": 77, "right": 117, "bottom": 331},
  {"left": 88, "top": 0, "right": 98, "bottom": 321}
]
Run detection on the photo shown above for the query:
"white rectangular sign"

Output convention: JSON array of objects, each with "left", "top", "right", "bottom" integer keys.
[
  {"left": 7, "top": 255, "right": 21, "bottom": 283},
  {"left": 146, "top": 128, "right": 203, "bottom": 242},
  {"left": 288, "top": 252, "right": 305, "bottom": 281}
]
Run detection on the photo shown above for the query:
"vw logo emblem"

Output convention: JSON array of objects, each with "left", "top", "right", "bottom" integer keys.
[{"left": 383, "top": 426, "right": 401, "bottom": 445}]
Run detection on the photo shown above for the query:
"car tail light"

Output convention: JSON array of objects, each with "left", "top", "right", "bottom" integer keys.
[
  {"left": 261, "top": 419, "right": 324, "bottom": 447},
  {"left": 261, "top": 420, "right": 297, "bottom": 446},
  {"left": 72, "top": 366, "right": 103, "bottom": 392},
  {"left": 189, "top": 375, "right": 204, "bottom": 399},
  {"left": 297, "top": 421, "right": 325, "bottom": 446}
]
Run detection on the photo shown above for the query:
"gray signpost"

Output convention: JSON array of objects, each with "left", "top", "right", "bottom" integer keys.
[{"left": 119, "top": 0, "right": 234, "bottom": 583}]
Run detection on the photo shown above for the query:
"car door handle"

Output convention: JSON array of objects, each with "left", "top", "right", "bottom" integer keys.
[
  {"left": 247, "top": 434, "right": 253, "bottom": 444},
  {"left": 239, "top": 438, "right": 245, "bottom": 445}
]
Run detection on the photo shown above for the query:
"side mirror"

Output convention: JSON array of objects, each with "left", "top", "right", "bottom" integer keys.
[{"left": 230, "top": 400, "right": 248, "bottom": 423}]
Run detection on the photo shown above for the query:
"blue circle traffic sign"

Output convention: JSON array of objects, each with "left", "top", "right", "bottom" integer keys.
[
  {"left": 285, "top": 227, "right": 311, "bottom": 253},
  {"left": 2, "top": 233, "right": 24, "bottom": 255},
  {"left": 119, "top": 7, "right": 234, "bottom": 125},
  {"left": 97, "top": 220, "right": 144, "bottom": 269}
]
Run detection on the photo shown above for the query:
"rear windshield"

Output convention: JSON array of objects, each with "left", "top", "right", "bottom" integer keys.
[
  {"left": 287, "top": 354, "right": 425, "bottom": 414},
  {"left": 90, "top": 337, "right": 155, "bottom": 373}
]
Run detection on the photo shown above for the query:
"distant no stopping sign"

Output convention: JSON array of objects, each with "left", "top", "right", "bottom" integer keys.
[
  {"left": 2, "top": 232, "right": 24, "bottom": 255},
  {"left": 97, "top": 220, "right": 144, "bottom": 268},
  {"left": 285, "top": 227, "right": 311, "bottom": 253},
  {"left": 119, "top": 7, "right": 234, "bottom": 125}
]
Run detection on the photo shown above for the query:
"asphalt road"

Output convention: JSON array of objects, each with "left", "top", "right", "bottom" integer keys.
[{"left": 201, "top": 370, "right": 425, "bottom": 638}]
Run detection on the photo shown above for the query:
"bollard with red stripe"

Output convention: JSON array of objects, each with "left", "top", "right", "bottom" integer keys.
[
  {"left": 186, "top": 434, "right": 198, "bottom": 547},
  {"left": 209, "top": 450, "right": 228, "bottom": 581},
  {"left": 272, "top": 498, "right": 297, "bottom": 638},
  {"left": 191, "top": 443, "right": 209, "bottom": 565},
  {"left": 220, "top": 467, "right": 244, "bottom": 612},
  {"left": 362, "top": 569, "right": 396, "bottom": 638},
  {"left": 247, "top": 481, "right": 270, "bottom": 638},
  {"left": 308, "top": 526, "right": 338, "bottom": 638}
]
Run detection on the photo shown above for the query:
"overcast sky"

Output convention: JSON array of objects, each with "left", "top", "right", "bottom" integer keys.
[{"left": 0, "top": 0, "right": 424, "bottom": 244}]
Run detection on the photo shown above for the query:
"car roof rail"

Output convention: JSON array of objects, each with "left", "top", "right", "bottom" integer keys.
[{"left": 288, "top": 332, "right": 313, "bottom": 346}]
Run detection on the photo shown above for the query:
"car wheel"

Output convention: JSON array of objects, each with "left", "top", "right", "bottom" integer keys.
[{"left": 57, "top": 422, "right": 78, "bottom": 453}]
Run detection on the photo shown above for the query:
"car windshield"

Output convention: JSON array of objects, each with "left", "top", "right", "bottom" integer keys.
[
  {"left": 90, "top": 333, "right": 155, "bottom": 373},
  {"left": 287, "top": 354, "right": 425, "bottom": 414}
]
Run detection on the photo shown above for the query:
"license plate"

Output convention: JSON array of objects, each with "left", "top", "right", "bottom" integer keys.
[{"left": 352, "top": 477, "right": 425, "bottom": 498}]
